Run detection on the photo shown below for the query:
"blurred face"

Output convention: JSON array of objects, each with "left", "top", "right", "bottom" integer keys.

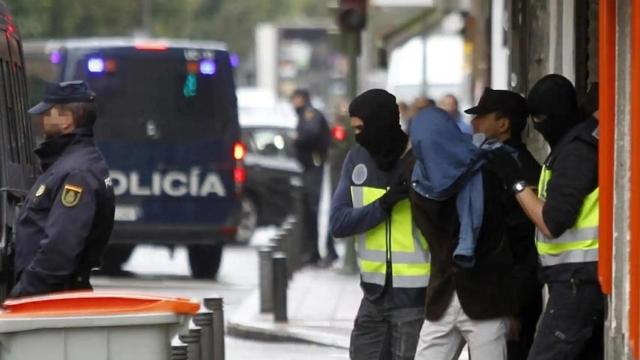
[
  {"left": 40, "top": 105, "right": 75, "bottom": 139},
  {"left": 439, "top": 96, "right": 458, "bottom": 116},
  {"left": 350, "top": 116, "right": 364, "bottom": 135},
  {"left": 471, "top": 112, "right": 510, "bottom": 141},
  {"left": 291, "top": 95, "right": 306, "bottom": 110}
]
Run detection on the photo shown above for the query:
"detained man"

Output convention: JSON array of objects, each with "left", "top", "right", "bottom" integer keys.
[{"left": 409, "top": 107, "right": 518, "bottom": 360}]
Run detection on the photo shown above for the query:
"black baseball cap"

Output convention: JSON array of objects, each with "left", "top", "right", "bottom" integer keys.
[
  {"left": 28, "top": 80, "right": 96, "bottom": 115},
  {"left": 464, "top": 87, "right": 529, "bottom": 133}
]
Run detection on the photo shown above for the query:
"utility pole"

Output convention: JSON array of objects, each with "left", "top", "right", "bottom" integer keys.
[
  {"left": 142, "top": 0, "right": 152, "bottom": 36},
  {"left": 336, "top": 0, "right": 368, "bottom": 274}
]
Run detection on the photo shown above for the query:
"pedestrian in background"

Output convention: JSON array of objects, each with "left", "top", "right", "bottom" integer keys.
[
  {"left": 467, "top": 88, "right": 542, "bottom": 360},
  {"left": 398, "top": 101, "right": 411, "bottom": 133},
  {"left": 487, "top": 75, "right": 602, "bottom": 360},
  {"left": 291, "top": 89, "right": 332, "bottom": 267},
  {"left": 330, "top": 89, "right": 430, "bottom": 360},
  {"left": 10, "top": 81, "right": 115, "bottom": 298},
  {"left": 439, "top": 94, "right": 473, "bottom": 134},
  {"left": 410, "top": 107, "right": 519, "bottom": 360}
]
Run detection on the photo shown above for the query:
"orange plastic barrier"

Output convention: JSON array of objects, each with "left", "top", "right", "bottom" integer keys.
[{"left": 0, "top": 291, "right": 200, "bottom": 317}]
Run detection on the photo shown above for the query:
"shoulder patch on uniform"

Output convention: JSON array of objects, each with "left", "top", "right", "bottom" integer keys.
[
  {"left": 304, "top": 109, "right": 315, "bottom": 121},
  {"left": 61, "top": 184, "right": 83, "bottom": 207},
  {"left": 35, "top": 184, "right": 46, "bottom": 197},
  {"left": 352, "top": 164, "right": 368, "bottom": 185}
]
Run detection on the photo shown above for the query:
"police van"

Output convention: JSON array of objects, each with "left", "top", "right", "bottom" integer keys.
[
  {"left": 0, "top": 2, "right": 37, "bottom": 299},
  {"left": 23, "top": 38, "right": 243, "bottom": 278}
]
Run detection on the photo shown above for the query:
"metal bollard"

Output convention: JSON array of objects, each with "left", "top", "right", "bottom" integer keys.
[
  {"left": 339, "top": 239, "right": 358, "bottom": 275},
  {"left": 270, "top": 232, "right": 285, "bottom": 252},
  {"left": 204, "top": 297, "right": 225, "bottom": 360},
  {"left": 171, "top": 344, "right": 188, "bottom": 360},
  {"left": 272, "top": 252, "right": 288, "bottom": 322},
  {"left": 259, "top": 247, "right": 274, "bottom": 313},
  {"left": 193, "top": 312, "right": 214, "bottom": 360},
  {"left": 281, "top": 220, "right": 296, "bottom": 278},
  {"left": 290, "top": 184, "right": 305, "bottom": 273},
  {"left": 179, "top": 328, "right": 202, "bottom": 360}
]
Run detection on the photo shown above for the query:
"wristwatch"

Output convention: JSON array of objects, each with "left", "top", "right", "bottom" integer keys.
[{"left": 512, "top": 180, "right": 528, "bottom": 194}]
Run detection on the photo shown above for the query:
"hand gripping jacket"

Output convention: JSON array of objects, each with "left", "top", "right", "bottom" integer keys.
[
  {"left": 350, "top": 157, "right": 431, "bottom": 288},
  {"left": 535, "top": 166, "right": 599, "bottom": 267}
]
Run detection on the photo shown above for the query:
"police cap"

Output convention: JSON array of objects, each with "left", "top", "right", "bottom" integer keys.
[
  {"left": 464, "top": 87, "right": 529, "bottom": 134},
  {"left": 28, "top": 80, "right": 96, "bottom": 115}
]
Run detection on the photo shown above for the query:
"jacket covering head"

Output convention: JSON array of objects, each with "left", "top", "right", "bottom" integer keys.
[
  {"left": 348, "top": 89, "right": 407, "bottom": 171},
  {"left": 528, "top": 74, "right": 582, "bottom": 147}
]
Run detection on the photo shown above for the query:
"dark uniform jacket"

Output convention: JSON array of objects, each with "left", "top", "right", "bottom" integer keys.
[
  {"left": 294, "top": 106, "right": 331, "bottom": 170},
  {"left": 330, "top": 145, "right": 426, "bottom": 309},
  {"left": 505, "top": 138, "right": 542, "bottom": 311},
  {"left": 410, "top": 164, "right": 518, "bottom": 321},
  {"left": 540, "top": 117, "right": 599, "bottom": 283},
  {"left": 10, "top": 129, "right": 115, "bottom": 298}
]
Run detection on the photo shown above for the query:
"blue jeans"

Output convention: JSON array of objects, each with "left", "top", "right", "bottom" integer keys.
[{"left": 350, "top": 297, "right": 424, "bottom": 360}]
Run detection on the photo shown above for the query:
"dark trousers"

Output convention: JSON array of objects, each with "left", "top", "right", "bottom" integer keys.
[
  {"left": 350, "top": 297, "right": 424, "bottom": 360},
  {"left": 508, "top": 283, "right": 543, "bottom": 360},
  {"left": 527, "top": 280, "right": 605, "bottom": 360},
  {"left": 301, "top": 164, "right": 337, "bottom": 260}
]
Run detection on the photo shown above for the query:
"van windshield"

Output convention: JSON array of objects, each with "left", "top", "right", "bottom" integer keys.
[{"left": 68, "top": 47, "right": 238, "bottom": 143}]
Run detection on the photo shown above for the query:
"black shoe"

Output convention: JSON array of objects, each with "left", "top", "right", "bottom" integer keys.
[
  {"left": 301, "top": 254, "right": 321, "bottom": 267},
  {"left": 318, "top": 254, "right": 339, "bottom": 268}
]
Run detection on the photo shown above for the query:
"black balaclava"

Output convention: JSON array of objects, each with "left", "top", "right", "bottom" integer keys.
[
  {"left": 349, "top": 89, "right": 407, "bottom": 171},
  {"left": 528, "top": 74, "right": 582, "bottom": 148}
]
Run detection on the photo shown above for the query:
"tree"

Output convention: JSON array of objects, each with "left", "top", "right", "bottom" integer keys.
[{"left": 9, "top": 0, "right": 329, "bottom": 61}]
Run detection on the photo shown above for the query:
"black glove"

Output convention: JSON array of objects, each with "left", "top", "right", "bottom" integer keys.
[
  {"left": 378, "top": 176, "right": 409, "bottom": 213},
  {"left": 485, "top": 147, "right": 525, "bottom": 190}
]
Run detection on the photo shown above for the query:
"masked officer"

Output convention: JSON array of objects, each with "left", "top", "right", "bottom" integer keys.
[
  {"left": 9, "top": 81, "right": 115, "bottom": 298},
  {"left": 488, "top": 75, "right": 602, "bottom": 360},
  {"left": 467, "top": 88, "right": 542, "bottom": 360},
  {"left": 291, "top": 89, "right": 333, "bottom": 266},
  {"left": 330, "top": 89, "right": 430, "bottom": 360}
]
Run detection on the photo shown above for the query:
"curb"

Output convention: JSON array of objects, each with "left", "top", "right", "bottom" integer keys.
[{"left": 226, "top": 291, "right": 350, "bottom": 349}]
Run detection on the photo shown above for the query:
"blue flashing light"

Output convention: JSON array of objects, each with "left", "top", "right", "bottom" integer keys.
[
  {"left": 50, "top": 51, "right": 61, "bottom": 64},
  {"left": 230, "top": 53, "right": 240, "bottom": 68},
  {"left": 200, "top": 60, "right": 216, "bottom": 75},
  {"left": 87, "top": 58, "right": 105, "bottom": 73}
]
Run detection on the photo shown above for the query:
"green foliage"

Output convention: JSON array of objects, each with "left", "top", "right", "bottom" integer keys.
[
  {"left": 7, "top": 0, "right": 329, "bottom": 58},
  {"left": 8, "top": 0, "right": 141, "bottom": 38}
]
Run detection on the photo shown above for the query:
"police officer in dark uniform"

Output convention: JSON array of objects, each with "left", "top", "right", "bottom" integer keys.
[
  {"left": 466, "top": 88, "right": 542, "bottom": 360},
  {"left": 9, "top": 81, "right": 115, "bottom": 298},
  {"left": 291, "top": 89, "right": 333, "bottom": 266},
  {"left": 488, "top": 75, "right": 602, "bottom": 360}
]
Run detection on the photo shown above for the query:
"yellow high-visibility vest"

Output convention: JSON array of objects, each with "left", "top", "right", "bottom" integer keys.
[
  {"left": 535, "top": 166, "right": 599, "bottom": 267},
  {"left": 351, "top": 186, "right": 430, "bottom": 288}
]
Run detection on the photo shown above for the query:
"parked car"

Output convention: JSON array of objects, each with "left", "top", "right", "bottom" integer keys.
[{"left": 236, "top": 88, "right": 302, "bottom": 243}]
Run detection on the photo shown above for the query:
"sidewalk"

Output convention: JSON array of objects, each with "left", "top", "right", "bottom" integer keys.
[{"left": 227, "top": 266, "right": 361, "bottom": 349}]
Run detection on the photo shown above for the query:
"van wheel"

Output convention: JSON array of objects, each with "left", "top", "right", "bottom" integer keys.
[
  {"left": 100, "top": 244, "right": 135, "bottom": 276},
  {"left": 188, "top": 244, "right": 223, "bottom": 279}
]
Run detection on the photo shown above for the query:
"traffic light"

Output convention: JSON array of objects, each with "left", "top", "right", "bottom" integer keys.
[{"left": 337, "top": 0, "right": 367, "bottom": 32}]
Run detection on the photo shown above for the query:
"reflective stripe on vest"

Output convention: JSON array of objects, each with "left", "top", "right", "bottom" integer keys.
[
  {"left": 351, "top": 186, "right": 431, "bottom": 288},
  {"left": 535, "top": 166, "right": 599, "bottom": 267}
]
